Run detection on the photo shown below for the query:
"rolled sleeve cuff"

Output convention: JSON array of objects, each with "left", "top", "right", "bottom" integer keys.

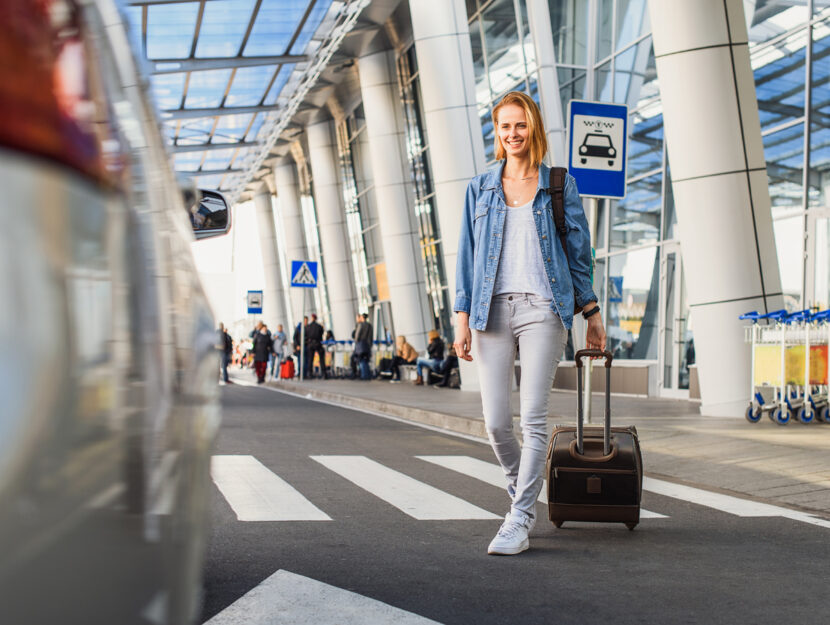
[
  {"left": 454, "top": 293, "right": 471, "bottom": 314},
  {"left": 575, "top": 288, "right": 598, "bottom": 309}
]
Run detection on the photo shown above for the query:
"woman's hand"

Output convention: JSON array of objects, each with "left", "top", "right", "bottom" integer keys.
[
  {"left": 584, "top": 305, "right": 606, "bottom": 352},
  {"left": 454, "top": 313, "right": 473, "bottom": 362}
]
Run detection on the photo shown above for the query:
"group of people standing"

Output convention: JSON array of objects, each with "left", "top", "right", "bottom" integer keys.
[{"left": 293, "top": 314, "right": 332, "bottom": 379}]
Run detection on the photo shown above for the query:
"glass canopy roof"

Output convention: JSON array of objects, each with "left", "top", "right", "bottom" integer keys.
[{"left": 122, "top": 0, "right": 338, "bottom": 196}]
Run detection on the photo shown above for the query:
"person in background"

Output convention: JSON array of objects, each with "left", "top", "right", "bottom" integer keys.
[
  {"left": 435, "top": 345, "right": 460, "bottom": 388},
  {"left": 304, "top": 313, "right": 327, "bottom": 379},
  {"left": 293, "top": 316, "right": 308, "bottom": 375},
  {"left": 389, "top": 335, "right": 418, "bottom": 383},
  {"left": 414, "top": 330, "right": 444, "bottom": 385},
  {"left": 353, "top": 312, "right": 373, "bottom": 380},
  {"left": 251, "top": 321, "right": 272, "bottom": 384},
  {"left": 217, "top": 322, "right": 233, "bottom": 384},
  {"left": 270, "top": 324, "right": 287, "bottom": 378}
]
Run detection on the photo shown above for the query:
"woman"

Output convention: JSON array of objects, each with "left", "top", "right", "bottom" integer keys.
[
  {"left": 389, "top": 335, "right": 417, "bottom": 383},
  {"left": 453, "top": 91, "right": 606, "bottom": 555}
]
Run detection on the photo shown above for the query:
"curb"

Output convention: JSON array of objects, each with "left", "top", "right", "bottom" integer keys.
[{"left": 268, "top": 379, "right": 490, "bottom": 439}]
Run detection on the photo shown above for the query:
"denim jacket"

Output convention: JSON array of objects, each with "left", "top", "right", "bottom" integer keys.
[{"left": 454, "top": 161, "right": 597, "bottom": 331}]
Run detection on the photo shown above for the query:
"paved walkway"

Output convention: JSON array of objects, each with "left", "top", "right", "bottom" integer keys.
[{"left": 238, "top": 371, "right": 830, "bottom": 517}]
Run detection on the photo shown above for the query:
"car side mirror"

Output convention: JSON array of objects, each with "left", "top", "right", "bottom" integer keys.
[{"left": 188, "top": 189, "right": 232, "bottom": 240}]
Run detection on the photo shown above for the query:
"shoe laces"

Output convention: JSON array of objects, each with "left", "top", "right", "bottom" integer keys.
[{"left": 497, "top": 516, "right": 527, "bottom": 539}]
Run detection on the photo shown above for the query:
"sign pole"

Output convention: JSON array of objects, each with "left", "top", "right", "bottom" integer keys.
[
  {"left": 289, "top": 259, "right": 318, "bottom": 383},
  {"left": 567, "top": 100, "right": 627, "bottom": 424},
  {"left": 585, "top": 196, "right": 599, "bottom": 425}
]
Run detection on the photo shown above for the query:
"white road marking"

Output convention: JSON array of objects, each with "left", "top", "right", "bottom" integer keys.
[
  {"left": 202, "top": 569, "right": 441, "bottom": 625},
  {"left": 310, "top": 455, "right": 500, "bottom": 520},
  {"left": 211, "top": 455, "right": 331, "bottom": 522},
  {"left": 417, "top": 456, "right": 668, "bottom": 519},
  {"left": 644, "top": 477, "right": 830, "bottom": 528}
]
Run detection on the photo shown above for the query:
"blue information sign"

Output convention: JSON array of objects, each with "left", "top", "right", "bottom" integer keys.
[
  {"left": 290, "top": 260, "right": 318, "bottom": 288},
  {"left": 568, "top": 100, "right": 628, "bottom": 199},
  {"left": 247, "top": 290, "right": 263, "bottom": 314}
]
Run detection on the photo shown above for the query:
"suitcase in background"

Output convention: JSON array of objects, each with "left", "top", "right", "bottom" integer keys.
[
  {"left": 280, "top": 357, "right": 295, "bottom": 379},
  {"left": 546, "top": 349, "right": 643, "bottom": 530}
]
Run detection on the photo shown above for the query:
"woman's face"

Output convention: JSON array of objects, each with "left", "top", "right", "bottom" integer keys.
[{"left": 496, "top": 103, "right": 530, "bottom": 160}]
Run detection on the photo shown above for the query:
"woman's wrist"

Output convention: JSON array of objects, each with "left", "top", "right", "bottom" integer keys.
[{"left": 582, "top": 303, "right": 600, "bottom": 320}]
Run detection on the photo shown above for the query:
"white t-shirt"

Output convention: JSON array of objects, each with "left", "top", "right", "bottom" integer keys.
[{"left": 493, "top": 198, "right": 554, "bottom": 299}]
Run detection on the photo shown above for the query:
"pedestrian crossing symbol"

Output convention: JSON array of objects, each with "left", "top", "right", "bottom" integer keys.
[{"left": 291, "top": 260, "right": 318, "bottom": 288}]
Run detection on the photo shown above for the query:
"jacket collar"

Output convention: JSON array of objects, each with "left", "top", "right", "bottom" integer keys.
[{"left": 481, "top": 161, "right": 552, "bottom": 192}]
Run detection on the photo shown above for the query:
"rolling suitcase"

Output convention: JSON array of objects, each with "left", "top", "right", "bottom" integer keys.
[{"left": 546, "top": 349, "right": 643, "bottom": 530}]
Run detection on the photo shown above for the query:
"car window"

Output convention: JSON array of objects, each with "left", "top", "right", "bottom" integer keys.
[{"left": 586, "top": 135, "right": 612, "bottom": 147}]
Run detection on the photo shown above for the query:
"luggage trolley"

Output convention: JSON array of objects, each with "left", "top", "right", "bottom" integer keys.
[
  {"left": 808, "top": 310, "right": 830, "bottom": 422},
  {"left": 741, "top": 309, "right": 830, "bottom": 424},
  {"left": 741, "top": 309, "right": 787, "bottom": 424}
]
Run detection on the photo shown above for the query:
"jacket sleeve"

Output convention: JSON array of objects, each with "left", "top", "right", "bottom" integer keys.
[
  {"left": 563, "top": 174, "right": 598, "bottom": 308},
  {"left": 453, "top": 179, "right": 478, "bottom": 314}
]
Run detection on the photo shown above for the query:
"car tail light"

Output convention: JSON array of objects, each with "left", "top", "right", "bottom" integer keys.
[{"left": 0, "top": 0, "right": 120, "bottom": 184}]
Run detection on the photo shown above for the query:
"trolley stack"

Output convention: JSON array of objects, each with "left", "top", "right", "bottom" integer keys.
[{"left": 740, "top": 309, "right": 830, "bottom": 424}]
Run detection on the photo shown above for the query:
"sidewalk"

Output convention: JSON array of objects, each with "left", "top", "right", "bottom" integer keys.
[{"left": 251, "top": 372, "right": 830, "bottom": 517}]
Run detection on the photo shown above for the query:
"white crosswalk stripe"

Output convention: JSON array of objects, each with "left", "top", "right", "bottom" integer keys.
[
  {"left": 310, "top": 455, "right": 500, "bottom": 520},
  {"left": 211, "top": 455, "right": 331, "bottom": 522},
  {"left": 644, "top": 477, "right": 830, "bottom": 528},
  {"left": 203, "top": 570, "right": 441, "bottom": 624},
  {"left": 417, "top": 455, "right": 668, "bottom": 519}
]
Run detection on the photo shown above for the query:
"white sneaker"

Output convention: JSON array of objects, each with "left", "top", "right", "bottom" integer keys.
[{"left": 487, "top": 512, "right": 532, "bottom": 555}]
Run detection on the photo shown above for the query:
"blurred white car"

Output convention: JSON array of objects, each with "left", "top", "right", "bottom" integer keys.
[{"left": 0, "top": 1, "right": 228, "bottom": 623}]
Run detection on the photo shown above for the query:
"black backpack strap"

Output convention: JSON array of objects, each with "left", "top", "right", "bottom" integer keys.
[{"left": 548, "top": 167, "right": 569, "bottom": 262}]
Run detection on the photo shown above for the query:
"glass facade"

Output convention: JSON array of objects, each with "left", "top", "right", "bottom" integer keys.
[
  {"left": 524, "top": 1, "right": 830, "bottom": 394},
  {"left": 397, "top": 46, "right": 453, "bottom": 338},
  {"left": 335, "top": 111, "right": 376, "bottom": 315}
]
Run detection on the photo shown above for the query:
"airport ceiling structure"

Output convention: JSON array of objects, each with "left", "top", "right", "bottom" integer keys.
[{"left": 123, "top": 0, "right": 380, "bottom": 202}]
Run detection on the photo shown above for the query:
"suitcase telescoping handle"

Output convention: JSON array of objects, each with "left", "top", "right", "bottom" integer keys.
[{"left": 574, "top": 349, "right": 613, "bottom": 456}]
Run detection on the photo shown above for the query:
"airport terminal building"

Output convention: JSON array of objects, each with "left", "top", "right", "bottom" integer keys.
[{"left": 128, "top": 0, "right": 830, "bottom": 415}]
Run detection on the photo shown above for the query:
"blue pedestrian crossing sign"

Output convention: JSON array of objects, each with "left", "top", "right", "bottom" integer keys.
[
  {"left": 247, "top": 290, "right": 263, "bottom": 314},
  {"left": 291, "top": 260, "right": 318, "bottom": 288},
  {"left": 568, "top": 100, "right": 628, "bottom": 199}
]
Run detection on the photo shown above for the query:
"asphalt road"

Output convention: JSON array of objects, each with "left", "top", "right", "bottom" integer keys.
[{"left": 201, "top": 382, "right": 829, "bottom": 624}]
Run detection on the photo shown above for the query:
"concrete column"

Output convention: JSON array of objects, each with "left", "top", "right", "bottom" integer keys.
[
  {"left": 647, "top": 0, "right": 784, "bottom": 416},
  {"left": 410, "top": 0, "right": 487, "bottom": 389},
  {"left": 306, "top": 120, "right": 358, "bottom": 340},
  {"left": 253, "top": 187, "right": 289, "bottom": 330},
  {"left": 359, "top": 50, "right": 430, "bottom": 352},
  {"left": 526, "top": 0, "right": 567, "bottom": 166},
  {"left": 274, "top": 161, "right": 313, "bottom": 330}
]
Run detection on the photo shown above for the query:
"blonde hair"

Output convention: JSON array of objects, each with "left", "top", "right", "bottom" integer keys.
[{"left": 492, "top": 91, "right": 548, "bottom": 168}]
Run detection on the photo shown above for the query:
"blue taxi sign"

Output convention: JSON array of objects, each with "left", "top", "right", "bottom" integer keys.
[{"left": 568, "top": 100, "right": 628, "bottom": 199}]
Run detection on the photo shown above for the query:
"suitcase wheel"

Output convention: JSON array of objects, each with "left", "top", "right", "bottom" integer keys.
[
  {"left": 553, "top": 521, "right": 563, "bottom": 529},
  {"left": 625, "top": 523, "right": 637, "bottom": 531}
]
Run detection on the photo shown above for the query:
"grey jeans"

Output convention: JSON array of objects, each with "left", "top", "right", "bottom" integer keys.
[{"left": 475, "top": 293, "right": 567, "bottom": 521}]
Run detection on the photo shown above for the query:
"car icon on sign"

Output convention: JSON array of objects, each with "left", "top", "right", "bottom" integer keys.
[{"left": 579, "top": 132, "right": 616, "bottom": 166}]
